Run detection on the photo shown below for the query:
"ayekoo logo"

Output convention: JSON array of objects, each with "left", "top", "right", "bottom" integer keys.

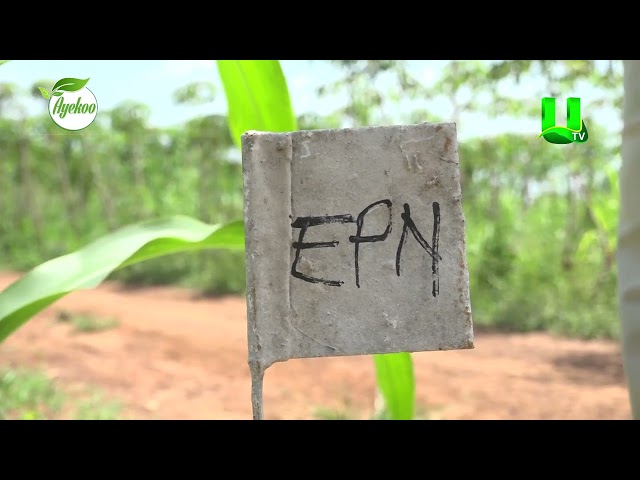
[
  {"left": 538, "top": 97, "right": 588, "bottom": 145},
  {"left": 38, "top": 78, "right": 98, "bottom": 131}
]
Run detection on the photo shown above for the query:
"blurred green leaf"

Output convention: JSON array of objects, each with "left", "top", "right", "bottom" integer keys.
[
  {"left": 0, "top": 60, "right": 9, "bottom": 67},
  {"left": 373, "top": 352, "right": 415, "bottom": 420},
  {"left": 576, "top": 230, "right": 599, "bottom": 262},
  {"left": 216, "top": 60, "right": 297, "bottom": 147},
  {"left": 0, "top": 216, "right": 245, "bottom": 343}
]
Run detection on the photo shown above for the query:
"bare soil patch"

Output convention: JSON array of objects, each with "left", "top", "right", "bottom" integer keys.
[{"left": 0, "top": 272, "right": 631, "bottom": 419}]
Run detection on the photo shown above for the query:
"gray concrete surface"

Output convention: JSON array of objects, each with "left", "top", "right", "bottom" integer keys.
[{"left": 242, "top": 123, "right": 474, "bottom": 372}]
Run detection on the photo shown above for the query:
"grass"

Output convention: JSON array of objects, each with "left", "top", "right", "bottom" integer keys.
[
  {"left": 0, "top": 368, "right": 64, "bottom": 420},
  {"left": 74, "top": 391, "right": 122, "bottom": 420},
  {"left": 313, "top": 401, "right": 438, "bottom": 420},
  {"left": 314, "top": 406, "right": 358, "bottom": 420},
  {"left": 56, "top": 310, "right": 120, "bottom": 333},
  {"left": 0, "top": 367, "right": 122, "bottom": 420}
]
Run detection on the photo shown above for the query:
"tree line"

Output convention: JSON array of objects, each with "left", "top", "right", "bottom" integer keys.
[{"left": 0, "top": 61, "right": 622, "bottom": 339}]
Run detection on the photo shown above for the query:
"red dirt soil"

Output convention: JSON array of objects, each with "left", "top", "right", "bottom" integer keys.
[{"left": 0, "top": 271, "right": 632, "bottom": 420}]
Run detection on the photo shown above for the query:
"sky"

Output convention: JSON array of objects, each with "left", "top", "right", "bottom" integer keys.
[{"left": 0, "top": 60, "right": 623, "bottom": 142}]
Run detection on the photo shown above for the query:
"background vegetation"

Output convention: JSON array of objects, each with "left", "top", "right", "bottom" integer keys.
[
  {"left": 0, "top": 60, "right": 622, "bottom": 340},
  {"left": 0, "top": 59, "right": 627, "bottom": 420}
]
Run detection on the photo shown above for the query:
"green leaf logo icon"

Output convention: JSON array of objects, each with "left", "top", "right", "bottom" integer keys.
[
  {"left": 44, "top": 75, "right": 98, "bottom": 131},
  {"left": 52, "top": 77, "right": 90, "bottom": 93},
  {"left": 38, "top": 87, "right": 51, "bottom": 99},
  {"left": 41, "top": 78, "right": 91, "bottom": 99}
]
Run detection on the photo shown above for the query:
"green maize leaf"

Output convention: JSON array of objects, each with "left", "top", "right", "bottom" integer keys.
[
  {"left": 0, "top": 216, "right": 244, "bottom": 343},
  {"left": 373, "top": 352, "right": 415, "bottom": 420},
  {"left": 217, "top": 60, "right": 297, "bottom": 147}
]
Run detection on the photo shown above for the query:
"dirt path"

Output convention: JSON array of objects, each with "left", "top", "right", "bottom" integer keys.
[{"left": 0, "top": 271, "right": 632, "bottom": 419}]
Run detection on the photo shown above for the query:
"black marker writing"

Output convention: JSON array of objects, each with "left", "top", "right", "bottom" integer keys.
[
  {"left": 431, "top": 202, "right": 440, "bottom": 297},
  {"left": 395, "top": 202, "right": 442, "bottom": 297},
  {"left": 348, "top": 199, "right": 392, "bottom": 288},
  {"left": 291, "top": 200, "right": 443, "bottom": 292},
  {"left": 291, "top": 214, "right": 355, "bottom": 286}
]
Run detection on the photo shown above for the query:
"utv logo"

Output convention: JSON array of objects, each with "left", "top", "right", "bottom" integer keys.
[
  {"left": 538, "top": 97, "right": 588, "bottom": 145},
  {"left": 38, "top": 78, "right": 98, "bottom": 131}
]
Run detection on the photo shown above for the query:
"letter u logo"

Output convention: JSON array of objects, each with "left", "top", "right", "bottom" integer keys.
[{"left": 539, "top": 97, "right": 589, "bottom": 144}]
